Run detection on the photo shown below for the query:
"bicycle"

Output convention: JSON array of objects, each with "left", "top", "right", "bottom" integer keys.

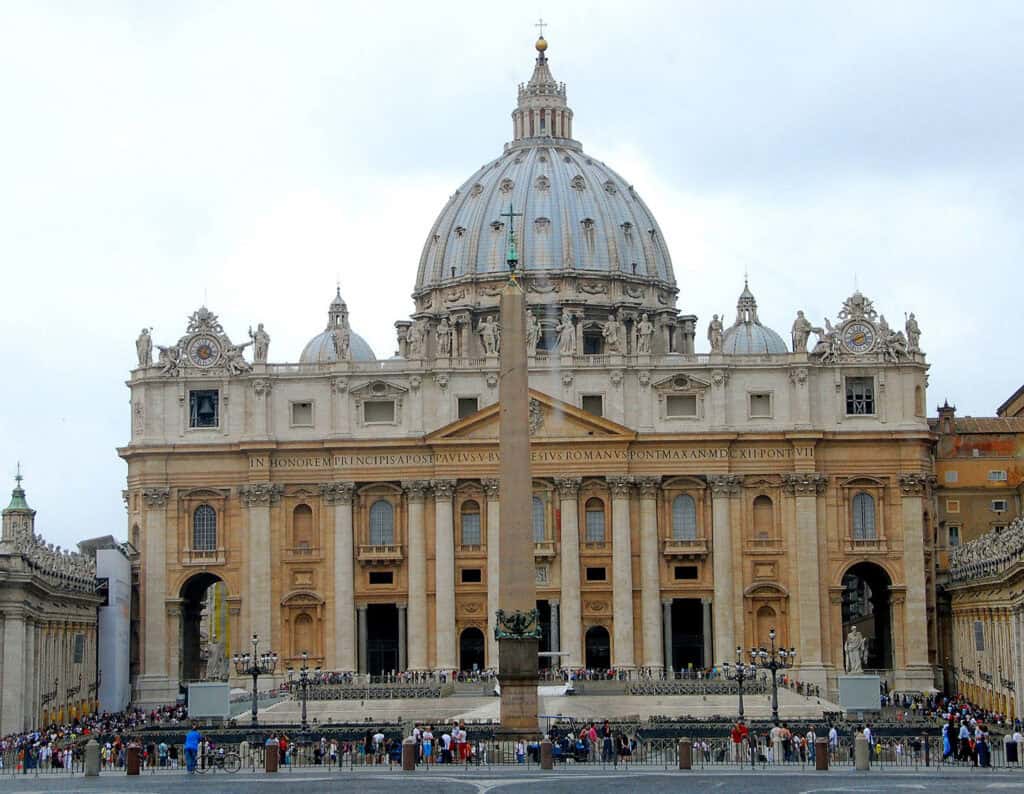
[{"left": 195, "top": 751, "right": 242, "bottom": 774}]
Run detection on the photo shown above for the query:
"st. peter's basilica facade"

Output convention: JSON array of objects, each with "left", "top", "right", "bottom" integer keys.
[{"left": 123, "top": 35, "right": 937, "bottom": 705}]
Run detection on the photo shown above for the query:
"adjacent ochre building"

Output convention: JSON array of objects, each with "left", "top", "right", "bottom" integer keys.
[{"left": 123, "top": 36, "right": 938, "bottom": 706}]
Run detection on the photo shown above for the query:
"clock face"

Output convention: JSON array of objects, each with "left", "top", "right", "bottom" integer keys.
[
  {"left": 842, "top": 321, "right": 875, "bottom": 354},
  {"left": 188, "top": 335, "right": 221, "bottom": 367}
]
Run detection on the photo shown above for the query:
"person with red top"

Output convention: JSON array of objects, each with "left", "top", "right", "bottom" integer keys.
[{"left": 730, "top": 719, "right": 749, "bottom": 764}]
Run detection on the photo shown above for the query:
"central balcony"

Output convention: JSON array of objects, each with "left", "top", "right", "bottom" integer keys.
[
  {"left": 533, "top": 540, "right": 557, "bottom": 559},
  {"left": 181, "top": 547, "right": 227, "bottom": 566},
  {"left": 357, "top": 544, "right": 404, "bottom": 567},
  {"left": 661, "top": 538, "right": 709, "bottom": 559}
]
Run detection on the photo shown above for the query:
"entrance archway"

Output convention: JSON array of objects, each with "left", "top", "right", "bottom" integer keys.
[
  {"left": 366, "top": 604, "right": 399, "bottom": 676},
  {"left": 584, "top": 625, "right": 611, "bottom": 670},
  {"left": 670, "top": 599, "right": 705, "bottom": 670},
  {"left": 179, "top": 572, "right": 229, "bottom": 684},
  {"left": 459, "top": 627, "right": 485, "bottom": 672},
  {"left": 841, "top": 562, "right": 893, "bottom": 670}
]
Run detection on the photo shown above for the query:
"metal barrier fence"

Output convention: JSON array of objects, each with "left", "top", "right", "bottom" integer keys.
[{"left": 0, "top": 748, "right": 85, "bottom": 775}]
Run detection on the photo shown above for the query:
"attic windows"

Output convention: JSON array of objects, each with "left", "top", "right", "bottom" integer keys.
[
  {"left": 364, "top": 401, "right": 395, "bottom": 424},
  {"left": 666, "top": 395, "right": 697, "bottom": 418}
]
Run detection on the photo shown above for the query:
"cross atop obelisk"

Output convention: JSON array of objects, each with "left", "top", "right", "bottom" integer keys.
[{"left": 500, "top": 203, "right": 524, "bottom": 280}]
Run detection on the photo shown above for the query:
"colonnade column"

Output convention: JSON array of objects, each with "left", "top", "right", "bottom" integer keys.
[
  {"left": 357, "top": 605, "right": 368, "bottom": 675},
  {"left": 897, "top": 473, "right": 935, "bottom": 690},
  {"left": 433, "top": 479, "right": 457, "bottom": 671},
  {"left": 702, "top": 598, "right": 713, "bottom": 669},
  {"left": 709, "top": 475, "right": 741, "bottom": 664},
  {"left": 241, "top": 483, "right": 282, "bottom": 650},
  {"left": 1, "top": 611, "right": 26, "bottom": 732},
  {"left": 483, "top": 479, "right": 500, "bottom": 669},
  {"left": 137, "top": 488, "right": 170, "bottom": 704},
  {"left": 550, "top": 600, "right": 560, "bottom": 659},
  {"left": 609, "top": 476, "right": 635, "bottom": 669},
  {"left": 397, "top": 603, "right": 407, "bottom": 672},
  {"left": 403, "top": 481, "right": 430, "bottom": 671},
  {"left": 321, "top": 481, "right": 356, "bottom": 672},
  {"left": 662, "top": 600, "right": 673, "bottom": 674},
  {"left": 555, "top": 478, "right": 582, "bottom": 667},
  {"left": 783, "top": 472, "right": 828, "bottom": 689},
  {"left": 637, "top": 477, "right": 663, "bottom": 670}
]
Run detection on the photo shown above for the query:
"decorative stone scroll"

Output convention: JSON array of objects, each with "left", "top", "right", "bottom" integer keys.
[
  {"left": 482, "top": 479, "right": 500, "bottom": 499},
  {"left": 142, "top": 488, "right": 170, "bottom": 507},
  {"left": 781, "top": 473, "right": 828, "bottom": 496},
  {"left": 554, "top": 477, "right": 581, "bottom": 497},
  {"left": 402, "top": 480, "right": 431, "bottom": 501},
  {"left": 431, "top": 479, "right": 456, "bottom": 500},
  {"left": 319, "top": 481, "right": 355, "bottom": 505},
  {"left": 494, "top": 608, "right": 543, "bottom": 640},
  {"left": 635, "top": 476, "right": 661, "bottom": 497},
  {"left": 607, "top": 475, "right": 634, "bottom": 496},
  {"left": 708, "top": 474, "right": 742, "bottom": 497},
  {"left": 252, "top": 379, "right": 272, "bottom": 397},
  {"left": 898, "top": 473, "right": 933, "bottom": 496},
  {"left": 239, "top": 483, "right": 284, "bottom": 507}
]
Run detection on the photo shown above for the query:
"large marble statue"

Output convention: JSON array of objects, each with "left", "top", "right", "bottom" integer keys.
[
  {"left": 333, "top": 325, "right": 350, "bottom": 359},
  {"left": 525, "top": 309, "right": 540, "bottom": 355},
  {"left": 791, "top": 311, "right": 812, "bottom": 353},
  {"left": 707, "top": 314, "right": 724, "bottom": 353},
  {"left": 635, "top": 313, "right": 654, "bottom": 354},
  {"left": 157, "top": 344, "right": 180, "bottom": 376},
  {"left": 407, "top": 321, "right": 424, "bottom": 359},
  {"left": 136, "top": 328, "right": 152, "bottom": 368},
  {"left": 478, "top": 315, "right": 500, "bottom": 355},
  {"left": 224, "top": 341, "right": 252, "bottom": 375},
  {"left": 844, "top": 626, "right": 868, "bottom": 674},
  {"left": 878, "top": 315, "right": 908, "bottom": 363},
  {"left": 556, "top": 310, "right": 576, "bottom": 354},
  {"left": 601, "top": 313, "right": 622, "bottom": 353},
  {"left": 436, "top": 315, "right": 452, "bottom": 357},
  {"left": 905, "top": 312, "right": 921, "bottom": 353},
  {"left": 249, "top": 323, "right": 271, "bottom": 363}
]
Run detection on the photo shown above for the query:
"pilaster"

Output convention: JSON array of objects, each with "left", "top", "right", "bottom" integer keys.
[
  {"left": 608, "top": 475, "right": 635, "bottom": 668},
  {"left": 403, "top": 481, "right": 430, "bottom": 671},
  {"left": 432, "top": 479, "right": 457, "bottom": 670},
  {"left": 709, "top": 474, "right": 741, "bottom": 662},
  {"left": 555, "top": 477, "right": 582, "bottom": 667},
  {"left": 321, "top": 481, "right": 356, "bottom": 672},
  {"left": 636, "top": 476, "right": 663, "bottom": 670},
  {"left": 240, "top": 483, "right": 283, "bottom": 648}
]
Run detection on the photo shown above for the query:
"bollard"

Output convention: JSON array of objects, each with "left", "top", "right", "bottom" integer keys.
[
  {"left": 540, "top": 739, "right": 553, "bottom": 770},
  {"left": 84, "top": 739, "right": 100, "bottom": 777},
  {"left": 401, "top": 737, "right": 417, "bottom": 771},
  {"left": 815, "top": 738, "right": 829, "bottom": 771},
  {"left": 264, "top": 739, "right": 279, "bottom": 773},
  {"left": 125, "top": 745, "right": 141, "bottom": 776},
  {"left": 854, "top": 734, "right": 869, "bottom": 771},
  {"left": 678, "top": 737, "right": 692, "bottom": 770}
]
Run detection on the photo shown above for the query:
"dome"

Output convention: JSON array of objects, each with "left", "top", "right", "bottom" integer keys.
[
  {"left": 299, "top": 288, "right": 377, "bottom": 363},
  {"left": 414, "top": 38, "right": 675, "bottom": 296},
  {"left": 721, "top": 280, "right": 788, "bottom": 355}
]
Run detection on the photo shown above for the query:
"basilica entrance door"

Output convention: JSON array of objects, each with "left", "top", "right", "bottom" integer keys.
[
  {"left": 671, "top": 599, "right": 705, "bottom": 670},
  {"left": 366, "top": 604, "right": 399, "bottom": 676},
  {"left": 584, "top": 626, "right": 611, "bottom": 670}
]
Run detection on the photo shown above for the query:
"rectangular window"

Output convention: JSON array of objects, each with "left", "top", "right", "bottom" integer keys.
[
  {"left": 364, "top": 400, "right": 395, "bottom": 424},
  {"left": 585, "top": 566, "right": 607, "bottom": 582},
  {"left": 457, "top": 397, "right": 479, "bottom": 419},
  {"left": 749, "top": 392, "right": 772, "bottom": 418},
  {"left": 988, "top": 470, "right": 1008, "bottom": 481},
  {"left": 674, "top": 565, "right": 699, "bottom": 580},
  {"left": 368, "top": 571, "right": 394, "bottom": 586},
  {"left": 666, "top": 395, "right": 697, "bottom": 418},
  {"left": 946, "top": 499, "right": 960, "bottom": 514},
  {"left": 581, "top": 394, "right": 604, "bottom": 417},
  {"left": 948, "top": 526, "right": 960, "bottom": 547},
  {"left": 845, "top": 377, "right": 875, "bottom": 415},
  {"left": 974, "top": 620, "right": 985, "bottom": 652},
  {"left": 73, "top": 634, "right": 85, "bottom": 664},
  {"left": 188, "top": 390, "right": 219, "bottom": 428},
  {"left": 944, "top": 471, "right": 958, "bottom": 483},
  {"left": 290, "top": 401, "right": 313, "bottom": 426},
  {"left": 460, "top": 568, "right": 483, "bottom": 584},
  {"left": 992, "top": 500, "right": 1008, "bottom": 513}
]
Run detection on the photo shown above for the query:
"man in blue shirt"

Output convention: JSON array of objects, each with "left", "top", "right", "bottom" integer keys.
[{"left": 184, "top": 723, "right": 202, "bottom": 774}]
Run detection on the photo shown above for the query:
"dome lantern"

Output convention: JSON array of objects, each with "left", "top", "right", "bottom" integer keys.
[
  {"left": 512, "top": 31, "right": 574, "bottom": 143},
  {"left": 721, "top": 279, "right": 788, "bottom": 355},
  {"left": 299, "top": 287, "right": 377, "bottom": 364}
]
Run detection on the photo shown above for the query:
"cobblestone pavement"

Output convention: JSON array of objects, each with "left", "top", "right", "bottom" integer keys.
[{"left": 1, "top": 766, "right": 1022, "bottom": 793}]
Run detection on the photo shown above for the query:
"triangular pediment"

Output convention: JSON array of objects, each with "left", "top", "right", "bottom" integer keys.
[
  {"left": 652, "top": 373, "right": 711, "bottom": 392},
  {"left": 427, "top": 389, "right": 636, "bottom": 442}
]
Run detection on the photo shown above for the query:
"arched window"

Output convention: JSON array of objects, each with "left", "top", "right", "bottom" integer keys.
[
  {"left": 369, "top": 500, "right": 394, "bottom": 546},
  {"left": 293, "top": 504, "right": 313, "bottom": 551},
  {"left": 532, "top": 497, "right": 546, "bottom": 542},
  {"left": 585, "top": 498, "right": 606, "bottom": 543},
  {"left": 852, "top": 492, "right": 876, "bottom": 539},
  {"left": 192, "top": 505, "right": 217, "bottom": 551},
  {"left": 753, "top": 495, "right": 773, "bottom": 540},
  {"left": 671, "top": 495, "right": 697, "bottom": 540},
  {"left": 460, "top": 500, "right": 481, "bottom": 547}
]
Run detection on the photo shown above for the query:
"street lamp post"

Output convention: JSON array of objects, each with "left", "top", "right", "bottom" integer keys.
[
  {"left": 721, "top": 646, "right": 758, "bottom": 719},
  {"left": 287, "top": 650, "right": 319, "bottom": 733},
  {"left": 232, "top": 634, "right": 278, "bottom": 726},
  {"left": 751, "top": 627, "right": 796, "bottom": 724}
]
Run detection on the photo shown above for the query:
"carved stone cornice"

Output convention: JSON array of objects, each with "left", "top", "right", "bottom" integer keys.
[
  {"left": 320, "top": 481, "right": 356, "bottom": 505},
  {"left": 239, "top": 482, "right": 284, "bottom": 507},
  {"left": 898, "top": 473, "right": 930, "bottom": 496},
  {"left": 142, "top": 488, "right": 170, "bottom": 507},
  {"left": 782, "top": 473, "right": 828, "bottom": 497},
  {"left": 402, "top": 480, "right": 431, "bottom": 501},
  {"left": 554, "top": 477, "right": 581, "bottom": 498},
  {"left": 431, "top": 479, "right": 456, "bottom": 500},
  {"left": 607, "top": 475, "right": 634, "bottom": 497},
  {"left": 708, "top": 474, "right": 742, "bottom": 497},
  {"left": 482, "top": 479, "right": 500, "bottom": 499},
  {"left": 635, "top": 476, "right": 661, "bottom": 497}
]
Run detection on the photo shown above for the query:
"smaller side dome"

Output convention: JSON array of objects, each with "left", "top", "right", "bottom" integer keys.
[
  {"left": 721, "top": 279, "right": 788, "bottom": 355},
  {"left": 300, "top": 287, "right": 377, "bottom": 363}
]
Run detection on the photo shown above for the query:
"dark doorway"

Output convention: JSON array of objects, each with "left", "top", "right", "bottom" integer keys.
[
  {"left": 670, "top": 599, "right": 705, "bottom": 670},
  {"left": 842, "top": 562, "right": 893, "bottom": 671},
  {"left": 366, "top": 603, "right": 399, "bottom": 676},
  {"left": 179, "top": 572, "right": 227, "bottom": 686},
  {"left": 585, "top": 625, "right": 611, "bottom": 669},
  {"left": 459, "top": 627, "right": 485, "bottom": 673},
  {"left": 537, "top": 600, "right": 552, "bottom": 669}
]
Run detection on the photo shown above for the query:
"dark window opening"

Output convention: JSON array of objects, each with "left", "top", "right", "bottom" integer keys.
[
  {"left": 368, "top": 571, "right": 394, "bottom": 585},
  {"left": 461, "top": 568, "right": 483, "bottom": 584},
  {"left": 674, "top": 565, "right": 699, "bottom": 580},
  {"left": 458, "top": 397, "right": 479, "bottom": 419},
  {"left": 845, "top": 377, "right": 875, "bottom": 415},
  {"left": 189, "top": 390, "right": 219, "bottom": 428},
  {"left": 585, "top": 566, "right": 607, "bottom": 582}
]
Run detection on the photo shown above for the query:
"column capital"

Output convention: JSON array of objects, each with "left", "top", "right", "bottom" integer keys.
[
  {"left": 607, "top": 475, "right": 634, "bottom": 497},
  {"left": 482, "top": 479, "right": 500, "bottom": 498},
  {"left": 142, "top": 488, "right": 170, "bottom": 507},
  {"left": 320, "top": 481, "right": 356, "bottom": 505},
  {"left": 635, "top": 476, "right": 661, "bottom": 497},
  {"left": 708, "top": 474, "right": 742, "bottom": 496},
  {"left": 548, "top": 599, "right": 560, "bottom": 608},
  {"left": 356, "top": 603, "right": 368, "bottom": 613},
  {"left": 662, "top": 598, "right": 674, "bottom": 607},
  {"left": 781, "top": 473, "right": 828, "bottom": 496},
  {"left": 239, "top": 483, "right": 283, "bottom": 507},
  {"left": 898, "top": 472, "right": 935, "bottom": 496},
  {"left": 554, "top": 477, "right": 581, "bottom": 497},
  {"left": 402, "top": 480, "right": 432, "bottom": 501},
  {"left": 431, "top": 479, "right": 456, "bottom": 500}
]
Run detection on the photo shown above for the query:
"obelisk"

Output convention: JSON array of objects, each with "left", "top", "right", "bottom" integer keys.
[{"left": 495, "top": 203, "right": 540, "bottom": 734}]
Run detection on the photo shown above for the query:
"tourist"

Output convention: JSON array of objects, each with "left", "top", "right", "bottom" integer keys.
[
  {"left": 158, "top": 739, "right": 168, "bottom": 767},
  {"left": 730, "top": 719, "right": 749, "bottom": 764},
  {"left": 422, "top": 725, "right": 434, "bottom": 764},
  {"left": 183, "top": 723, "right": 201, "bottom": 775},
  {"left": 806, "top": 726, "right": 817, "bottom": 763},
  {"left": 515, "top": 739, "right": 526, "bottom": 764},
  {"left": 601, "top": 720, "right": 614, "bottom": 762}
]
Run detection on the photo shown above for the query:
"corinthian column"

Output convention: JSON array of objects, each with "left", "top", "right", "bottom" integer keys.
[
  {"left": 321, "top": 481, "right": 356, "bottom": 672},
  {"left": 403, "top": 481, "right": 430, "bottom": 671},
  {"left": 137, "top": 487, "right": 171, "bottom": 704},
  {"left": 240, "top": 483, "right": 283, "bottom": 648},
  {"left": 556, "top": 477, "right": 582, "bottom": 667},
  {"left": 483, "top": 479, "right": 500, "bottom": 668},
  {"left": 608, "top": 475, "right": 635, "bottom": 669},
  {"left": 897, "top": 473, "right": 936, "bottom": 691},
  {"left": 432, "top": 479, "right": 457, "bottom": 671},
  {"left": 783, "top": 472, "right": 827, "bottom": 688},
  {"left": 636, "top": 477, "right": 663, "bottom": 670},
  {"left": 709, "top": 475, "right": 741, "bottom": 663}
]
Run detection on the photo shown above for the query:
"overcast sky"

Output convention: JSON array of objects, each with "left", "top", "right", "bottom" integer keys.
[{"left": 1, "top": 1, "right": 1021, "bottom": 549}]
